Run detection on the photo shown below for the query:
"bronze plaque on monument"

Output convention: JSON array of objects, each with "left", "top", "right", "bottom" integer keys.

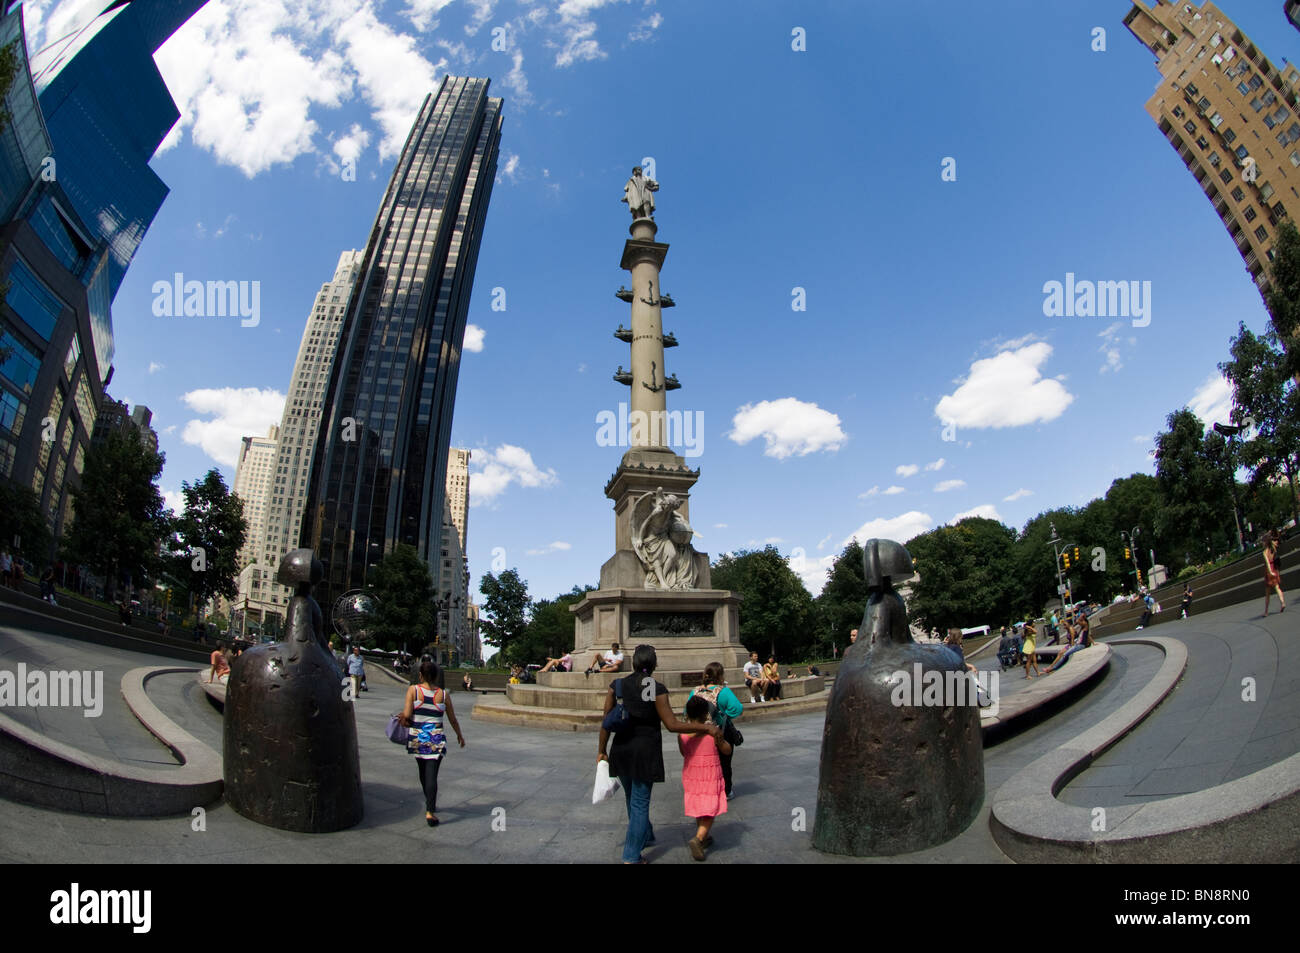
[{"left": 629, "top": 610, "right": 714, "bottom": 639}]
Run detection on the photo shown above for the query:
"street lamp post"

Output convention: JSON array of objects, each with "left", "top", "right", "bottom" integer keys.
[{"left": 1212, "top": 421, "right": 1246, "bottom": 553}]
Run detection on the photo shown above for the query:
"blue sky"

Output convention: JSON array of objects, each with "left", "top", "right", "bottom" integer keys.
[{"left": 21, "top": 0, "right": 1298, "bottom": 605}]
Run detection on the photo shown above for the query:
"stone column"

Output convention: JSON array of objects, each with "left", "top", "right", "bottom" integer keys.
[{"left": 622, "top": 218, "right": 669, "bottom": 448}]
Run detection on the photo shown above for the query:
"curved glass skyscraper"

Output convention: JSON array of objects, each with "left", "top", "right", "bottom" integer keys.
[{"left": 302, "top": 76, "right": 502, "bottom": 614}]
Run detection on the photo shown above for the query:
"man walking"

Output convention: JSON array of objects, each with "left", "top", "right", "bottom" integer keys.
[{"left": 347, "top": 646, "right": 366, "bottom": 698}]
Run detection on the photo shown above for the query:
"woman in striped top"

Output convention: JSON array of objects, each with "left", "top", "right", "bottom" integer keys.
[{"left": 400, "top": 659, "right": 465, "bottom": 826}]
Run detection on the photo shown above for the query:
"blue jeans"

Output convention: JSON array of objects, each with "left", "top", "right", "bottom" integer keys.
[{"left": 621, "top": 778, "right": 655, "bottom": 862}]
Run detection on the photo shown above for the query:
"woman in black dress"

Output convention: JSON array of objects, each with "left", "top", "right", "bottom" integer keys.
[{"left": 597, "top": 644, "right": 719, "bottom": 863}]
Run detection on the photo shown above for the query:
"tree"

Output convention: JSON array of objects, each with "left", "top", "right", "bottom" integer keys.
[
  {"left": 479, "top": 568, "right": 531, "bottom": 657},
  {"left": 62, "top": 430, "right": 168, "bottom": 600},
  {"left": 0, "top": 480, "right": 50, "bottom": 565},
  {"left": 1153, "top": 409, "right": 1235, "bottom": 561},
  {"left": 165, "top": 470, "right": 246, "bottom": 621},
  {"left": 813, "top": 540, "right": 867, "bottom": 653},
  {"left": 365, "top": 543, "right": 437, "bottom": 653},
  {"left": 711, "top": 546, "right": 817, "bottom": 660},
  {"left": 1263, "top": 220, "right": 1300, "bottom": 380},
  {"left": 908, "top": 517, "right": 1017, "bottom": 632},
  {"left": 1220, "top": 323, "right": 1300, "bottom": 529},
  {"left": 503, "top": 584, "right": 594, "bottom": 666}
]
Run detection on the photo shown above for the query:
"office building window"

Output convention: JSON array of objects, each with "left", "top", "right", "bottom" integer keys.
[
  {"left": 1244, "top": 206, "right": 1257, "bottom": 222},
  {"left": 0, "top": 329, "right": 40, "bottom": 394},
  {"left": 0, "top": 389, "right": 26, "bottom": 436},
  {"left": 1220, "top": 168, "right": 1234, "bottom": 183},
  {"left": 4, "top": 259, "right": 65, "bottom": 340},
  {"left": 1255, "top": 225, "right": 1268, "bottom": 241},
  {"left": 1232, "top": 186, "right": 1245, "bottom": 201}
]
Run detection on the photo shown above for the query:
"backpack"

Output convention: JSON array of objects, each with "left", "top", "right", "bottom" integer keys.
[{"left": 691, "top": 685, "right": 744, "bottom": 747}]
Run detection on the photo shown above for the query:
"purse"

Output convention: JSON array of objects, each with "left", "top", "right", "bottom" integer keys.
[
  {"left": 386, "top": 714, "right": 408, "bottom": 744},
  {"left": 601, "top": 678, "right": 631, "bottom": 732}
]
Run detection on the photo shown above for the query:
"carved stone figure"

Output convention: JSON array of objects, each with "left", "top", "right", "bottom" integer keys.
[
  {"left": 223, "top": 548, "right": 364, "bottom": 832},
  {"left": 621, "top": 166, "right": 659, "bottom": 219},
  {"left": 631, "top": 487, "right": 699, "bottom": 590},
  {"left": 812, "top": 538, "right": 983, "bottom": 856}
]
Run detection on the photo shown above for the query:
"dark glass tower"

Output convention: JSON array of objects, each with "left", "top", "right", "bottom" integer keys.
[
  {"left": 0, "top": 1, "right": 204, "bottom": 550},
  {"left": 302, "top": 76, "right": 502, "bottom": 613}
]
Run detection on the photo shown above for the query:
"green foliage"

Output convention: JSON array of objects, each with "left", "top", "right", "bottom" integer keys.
[
  {"left": 365, "top": 543, "right": 436, "bottom": 653},
  {"left": 501, "top": 584, "right": 594, "bottom": 666},
  {"left": 813, "top": 540, "right": 867, "bottom": 650},
  {"left": 479, "top": 568, "right": 531, "bottom": 655},
  {"left": 907, "top": 517, "right": 1017, "bottom": 632},
  {"left": 0, "top": 479, "right": 50, "bottom": 564},
  {"left": 62, "top": 430, "right": 168, "bottom": 597},
  {"left": 1153, "top": 409, "right": 1235, "bottom": 561},
  {"left": 165, "top": 470, "right": 246, "bottom": 616},
  {"left": 1220, "top": 322, "right": 1300, "bottom": 528},
  {"left": 711, "top": 546, "right": 816, "bottom": 660},
  {"left": 1264, "top": 220, "right": 1300, "bottom": 381}
]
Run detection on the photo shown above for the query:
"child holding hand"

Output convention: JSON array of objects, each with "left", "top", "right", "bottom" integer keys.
[{"left": 677, "top": 693, "right": 732, "bottom": 861}]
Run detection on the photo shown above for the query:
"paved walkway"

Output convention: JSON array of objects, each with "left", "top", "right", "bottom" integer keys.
[
  {"left": 0, "top": 592, "right": 1292, "bottom": 863},
  {"left": 1059, "top": 605, "right": 1297, "bottom": 806}
]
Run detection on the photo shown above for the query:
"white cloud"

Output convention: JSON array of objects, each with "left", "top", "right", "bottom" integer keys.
[
  {"left": 154, "top": 0, "right": 447, "bottom": 175},
  {"left": 882, "top": 485, "right": 905, "bottom": 496},
  {"left": 844, "top": 511, "right": 934, "bottom": 548},
  {"left": 728, "top": 398, "right": 846, "bottom": 459},
  {"left": 817, "top": 532, "right": 833, "bottom": 550},
  {"left": 148, "top": 362, "right": 165, "bottom": 374},
  {"left": 895, "top": 463, "right": 919, "bottom": 478},
  {"left": 464, "top": 0, "right": 496, "bottom": 35},
  {"left": 628, "top": 11, "right": 662, "bottom": 42},
  {"left": 526, "top": 540, "right": 571, "bottom": 556},
  {"left": 162, "top": 489, "right": 188, "bottom": 515},
  {"left": 470, "top": 444, "right": 557, "bottom": 506},
  {"left": 934, "top": 342, "right": 1074, "bottom": 429},
  {"left": 501, "top": 151, "right": 521, "bottom": 183},
  {"left": 179, "top": 387, "right": 286, "bottom": 467},
  {"left": 1188, "top": 372, "right": 1234, "bottom": 428},
  {"left": 789, "top": 549, "right": 835, "bottom": 596},
  {"left": 332, "top": 122, "right": 371, "bottom": 167},
  {"left": 1132, "top": 434, "right": 1149, "bottom": 444},
  {"left": 1003, "top": 488, "right": 1033, "bottom": 502},
  {"left": 934, "top": 479, "right": 966, "bottom": 493},
  {"left": 554, "top": 0, "right": 624, "bottom": 67},
  {"left": 859, "top": 485, "right": 879, "bottom": 499},
  {"left": 712, "top": 523, "right": 728, "bottom": 529},
  {"left": 463, "top": 324, "right": 485, "bottom": 352},
  {"left": 924, "top": 457, "right": 945, "bottom": 472},
  {"left": 1098, "top": 321, "right": 1128, "bottom": 375},
  {"left": 404, "top": 0, "right": 456, "bottom": 32},
  {"left": 952, "top": 504, "right": 1001, "bottom": 523}
]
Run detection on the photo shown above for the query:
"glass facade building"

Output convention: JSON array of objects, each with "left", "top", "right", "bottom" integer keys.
[
  {"left": 302, "top": 76, "right": 502, "bottom": 615},
  {"left": 0, "top": 1, "right": 204, "bottom": 551}
]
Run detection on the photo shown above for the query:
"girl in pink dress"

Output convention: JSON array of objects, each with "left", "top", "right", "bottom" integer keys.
[{"left": 677, "top": 694, "right": 733, "bottom": 861}]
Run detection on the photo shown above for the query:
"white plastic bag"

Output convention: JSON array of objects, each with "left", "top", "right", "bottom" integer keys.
[{"left": 592, "top": 759, "right": 621, "bottom": 804}]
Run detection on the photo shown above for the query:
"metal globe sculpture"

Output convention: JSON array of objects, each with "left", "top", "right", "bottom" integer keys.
[{"left": 332, "top": 589, "right": 378, "bottom": 643}]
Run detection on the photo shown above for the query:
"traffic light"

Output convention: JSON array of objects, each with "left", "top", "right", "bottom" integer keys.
[
  {"left": 1124, "top": 546, "right": 1131, "bottom": 561},
  {"left": 1063, "top": 551, "right": 1071, "bottom": 569},
  {"left": 1073, "top": 546, "right": 1080, "bottom": 563}
]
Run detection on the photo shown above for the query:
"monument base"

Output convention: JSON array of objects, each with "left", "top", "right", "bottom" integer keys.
[{"left": 569, "top": 586, "right": 746, "bottom": 673}]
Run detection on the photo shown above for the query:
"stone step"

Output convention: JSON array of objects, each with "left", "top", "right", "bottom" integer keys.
[
  {"left": 506, "top": 676, "right": 824, "bottom": 711},
  {"left": 538, "top": 667, "right": 753, "bottom": 690}
]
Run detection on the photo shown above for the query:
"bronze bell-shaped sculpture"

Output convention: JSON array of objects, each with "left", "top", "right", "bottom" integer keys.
[
  {"left": 813, "top": 538, "right": 983, "bottom": 855},
  {"left": 223, "top": 549, "right": 364, "bottom": 832}
]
